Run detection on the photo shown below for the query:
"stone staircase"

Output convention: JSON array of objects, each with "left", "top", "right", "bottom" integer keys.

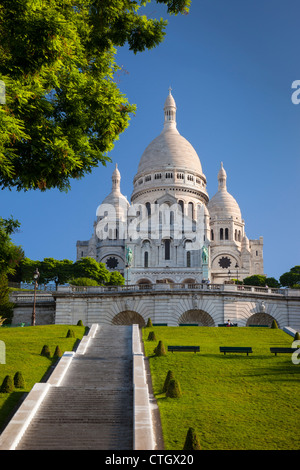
[{"left": 16, "top": 325, "right": 134, "bottom": 450}]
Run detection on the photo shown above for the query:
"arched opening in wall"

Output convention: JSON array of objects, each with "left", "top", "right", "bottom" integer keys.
[
  {"left": 183, "top": 278, "right": 196, "bottom": 283},
  {"left": 246, "top": 312, "right": 279, "bottom": 327},
  {"left": 157, "top": 278, "right": 174, "bottom": 285},
  {"left": 179, "top": 309, "right": 215, "bottom": 326},
  {"left": 137, "top": 278, "right": 152, "bottom": 289},
  {"left": 112, "top": 310, "right": 145, "bottom": 327}
]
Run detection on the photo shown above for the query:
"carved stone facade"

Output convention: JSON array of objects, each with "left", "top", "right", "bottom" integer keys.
[{"left": 76, "top": 90, "right": 264, "bottom": 284}]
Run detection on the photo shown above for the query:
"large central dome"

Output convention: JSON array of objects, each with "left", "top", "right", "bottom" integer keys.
[
  {"left": 137, "top": 126, "right": 203, "bottom": 174},
  {"left": 131, "top": 89, "right": 208, "bottom": 204},
  {"left": 136, "top": 89, "right": 203, "bottom": 176}
]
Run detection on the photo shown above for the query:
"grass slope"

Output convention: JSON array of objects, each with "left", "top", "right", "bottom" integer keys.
[
  {"left": 142, "top": 326, "right": 300, "bottom": 450},
  {"left": 0, "top": 324, "right": 85, "bottom": 431}
]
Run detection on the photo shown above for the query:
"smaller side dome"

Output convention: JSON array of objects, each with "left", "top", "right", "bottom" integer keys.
[
  {"left": 207, "top": 163, "right": 242, "bottom": 221},
  {"left": 99, "top": 164, "right": 129, "bottom": 220}
]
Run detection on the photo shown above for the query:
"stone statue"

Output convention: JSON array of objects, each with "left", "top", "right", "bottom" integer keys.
[
  {"left": 202, "top": 246, "right": 208, "bottom": 264},
  {"left": 126, "top": 246, "right": 133, "bottom": 267},
  {"left": 260, "top": 301, "right": 266, "bottom": 313}
]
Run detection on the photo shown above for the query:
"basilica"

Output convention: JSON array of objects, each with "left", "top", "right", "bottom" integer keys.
[{"left": 76, "top": 90, "right": 264, "bottom": 285}]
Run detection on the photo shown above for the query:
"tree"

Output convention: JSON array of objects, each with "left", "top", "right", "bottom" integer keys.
[
  {"left": 18, "top": 258, "right": 41, "bottom": 284},
  {"left": 0, "top": 217, "right": 24, "bottom": 278},
  {"left": 40, "top": 258, "right": 73, "bottom": 288},
  {"left": 0, "top": 0, "right": 191, "bottom": 192},
  {"left": 242, "top": 275, "right": 279, "bottom": 287},
  {"left": 107, "top": 271, "right": 125, "bottom": 286},
  {"left": 72, "top": 257, "right": 110, "bottom": 285},
  {"left": 280, "top": 266, "right": 300, "bottom": 288}
]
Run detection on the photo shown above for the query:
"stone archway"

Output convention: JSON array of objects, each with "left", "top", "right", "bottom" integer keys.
[
  {"left": 246, "top": 312, "right": 278, "bottom": 327},
  {"left": 179, "top": 309, "right": 215, "bottom": 326},
  {"left": 112, "top": 310, "right": 146, "bottom": 327}
]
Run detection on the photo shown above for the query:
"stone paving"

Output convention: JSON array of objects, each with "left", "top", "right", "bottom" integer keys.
[{"left": 16, "top": 325, "right": 133, "bottom": 450}]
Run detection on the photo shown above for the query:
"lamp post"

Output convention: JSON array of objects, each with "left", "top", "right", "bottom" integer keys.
[
  {"left": 235, "top": 263, "right": 239, "bottom": 283},
  {"left": 31, "top": 268, "right": 40, "bottom": 326}
]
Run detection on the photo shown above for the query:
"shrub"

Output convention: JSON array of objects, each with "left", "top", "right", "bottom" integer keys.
[
  {"left": 146, "top": 318, "right": 153, "bottom": 328},
  {"left": 77, "top": 320, "right": 84, "bottom": 326},
  {"left": 69, "top": 277, "right": 99, "bottom": 286},
  {"left": 163, "top": 370, "right": 175, "bottom": 393},
  {"left": 271, "top": 319, "right": 278, "bottom": 329},
  {"left": 14, "top": 371, "right": 25, "bottom": 389},
  {"left": 40, "top": 345, "right": 51, "bottom": 358},
  {"left": 54, "top": 346, "right": 62, "bottom": 358},
  {"left": 66, "top": 329, "right": 75, "bottom": 338},
  {"left": 294, "top": 331, "right": 300, "bottom": 341},
  {"left": 0, "top": 375, "right": 14, "bottom": 393},
  {"left": 183, "top": 427, "right": 201, "bottom": 450},
  {"left": 147, "top": 331, "right": 156, "bottom": 341},
  {"left": 166, "top": 378, "right": 182, "bottom": 398},
  {"left": 154, "top": 340, "right": 166, "bottom": 356}
]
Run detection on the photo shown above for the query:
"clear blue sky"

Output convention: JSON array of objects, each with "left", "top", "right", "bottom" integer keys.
[{"left": 1, "top": 0, "right": 299, "bottom": 281}]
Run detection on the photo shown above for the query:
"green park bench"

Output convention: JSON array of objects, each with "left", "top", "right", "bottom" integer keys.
[
  {"left": 220, "top": 346, "right": 252, "bottom": 356},
  {"left": 168, "top": 345, "right": 200, "bottom": 353},
  {"left": 249, "top": 324, "right": 269, "bottom": 327},
  {"left": 152, "top": 323, "right": 168, "bottom": 326},
  {"left": 218, "top": 323, "right": 238, "bottom": 327},
  {"left": 270, "top": 347, "right": 298, "bottom": 356},
  {"left": 179, "top": 323, "right": 198, "bottom": 326}
]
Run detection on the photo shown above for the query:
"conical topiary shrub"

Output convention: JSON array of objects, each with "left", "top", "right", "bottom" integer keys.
[
  {"left": 166, "top": 378, "right": 182, "bottom": 398},
  {"left": 163, "top": 370, "right": 175, "bottom": 393},
  {"left": 294, "top": 331, "right": 300, "bottom": 341},
  {"left": 66, "top": 329, "right": 75, "bottom": 338},
  {"left": 0, "top": 375, "right": 14, "bottom": 393},
  {"left": 147, "top": 331, "right": 156, "bottom": 341},
  {"left": 54, "top": 345, "right": 62, "bottom": 358},
  {"left": 271, "top": 319, "right": 278, "bottom": 329},
  {"left": 14, "top": 371, "right": 25, "bottom": 389},
  {"left": 146, "top": 318, "right": 153, "bottom": 328},
  {"left": 183, "top": 427, "right": 201, "bottom": 450},
  {"left": 154, "top": 340, "right": 166, "bottom": 356},
  {"left": 77, "top": 320, "right": 84, "bottom": 326},
  {"left": 40, "top": 344, "right": 51, "bottom": 358}
]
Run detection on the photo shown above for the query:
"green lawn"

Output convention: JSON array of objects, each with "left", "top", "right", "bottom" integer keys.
[
  {"left": 0, "top": 324, "right": 85, "bottom": 431},
  {"left": 142, "top": 326, "right": 300, "bottom": 450}
]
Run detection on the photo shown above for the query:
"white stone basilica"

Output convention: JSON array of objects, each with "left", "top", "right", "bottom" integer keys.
[{"left": 76, "top": 90, "right": 264, "bottom": 285}]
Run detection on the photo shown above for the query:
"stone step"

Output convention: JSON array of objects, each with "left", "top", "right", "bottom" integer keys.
[{"left": 16, "top": 325, "right": 134, "bottom": 450}]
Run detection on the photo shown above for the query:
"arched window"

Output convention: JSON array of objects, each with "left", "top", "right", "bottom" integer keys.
[
  {"left": 220, "top": 228, "right": 223, "bottom": 240},
  {"left": 188, "top": 202, "right": 194, "bottom": 220},
  {"left": 144, "top": 251, "right": 149, "bottom": 268},
  {"left": 146, "top": 202, "right": 151, "bottom": 216},
  {"left": 211, "top": 229, "right": 214, "bottom": 241},
  {"left": 225, "top": 228, "right": 229, "bottom": 240},
  {"left": 170, "top": 211, "right": 174, "bottom": 226},
  {"left": 164, "top": 240, "right": 170, "bottom": 260},
  {"left": 187, "top": 251, "right": 191, "bottom": 267}
]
